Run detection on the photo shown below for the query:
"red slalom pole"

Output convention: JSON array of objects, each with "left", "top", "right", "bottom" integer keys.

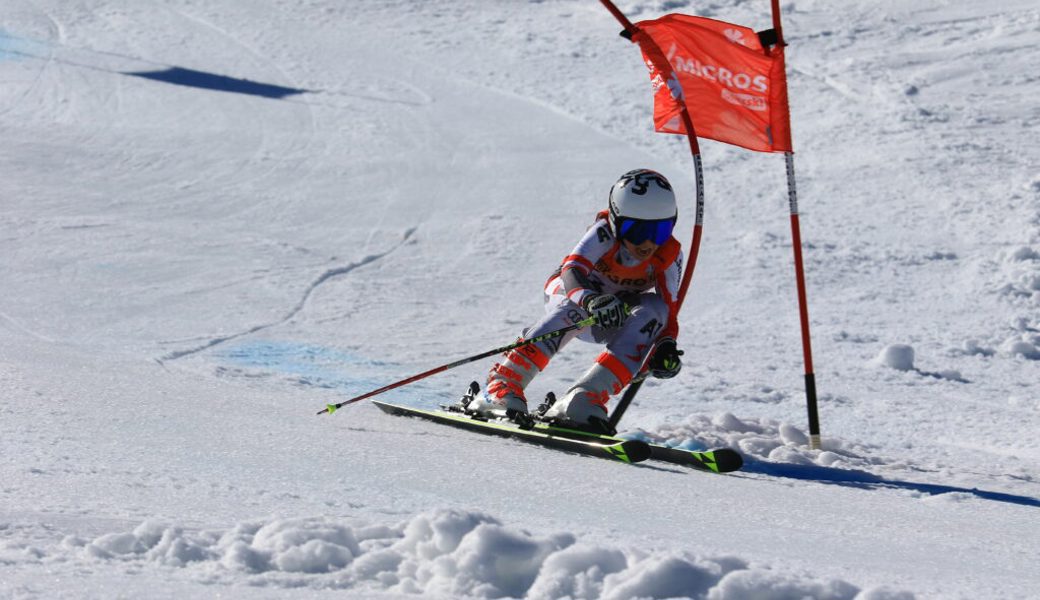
[
  {"left": 597, "top": 0, "right": 704, "bottom": 306},
  {"left": 771, "top": 0, "right": 785, "bottom": 43},
  {"left": 598, "top": 0, "right": 637, "bottom": 31},
  {"left": 784, "top": 147, "right": 821, "bottom": 449},
  {"left": 770, "top": 0, "right": 821, "bottom": 449},
  {"left": 598, "top": 0, "right": 706, "bottom": 430}
]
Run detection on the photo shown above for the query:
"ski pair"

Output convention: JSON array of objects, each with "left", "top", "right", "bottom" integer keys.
[
  {"left": 372, "top": 383, "right": 742, "bottom": 473},
  {"left": 373, "top": 399, "right": 652, "bottom": 464}
]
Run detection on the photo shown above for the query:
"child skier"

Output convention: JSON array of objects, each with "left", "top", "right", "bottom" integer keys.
[{"left": 466, "top": 168, "right": 685, "bottom": 430}]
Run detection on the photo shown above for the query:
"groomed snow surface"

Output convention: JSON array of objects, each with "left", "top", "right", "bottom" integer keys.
[{"left": 2, "top": 1, "right": 1039, "bottom": 599}]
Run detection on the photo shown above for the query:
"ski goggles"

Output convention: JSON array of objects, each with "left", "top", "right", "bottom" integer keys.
[{"left": 616, "top": 217, "right": 676, "bottom": 246}]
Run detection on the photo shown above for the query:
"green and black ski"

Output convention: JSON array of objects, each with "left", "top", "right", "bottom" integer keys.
[
  {"left": 371, "top": 400, "right": 651, "bottom": 465},
  {"left": 521, "top": 389, "right": 743, "bottom": 473},
  {"left": 526, "top": 421, "right": 743, "bottom": 474},
  {"left": 371, "top": 396, "right": 742, "bottom": 473}
]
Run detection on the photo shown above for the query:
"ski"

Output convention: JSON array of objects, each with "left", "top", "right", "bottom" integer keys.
[
  {"left": 646, "top": 444, "right": 743, "bottom": 473},
  {"left": 372, "top": 398, "right": 741, "bottom": 473},
  {"left": 526, "top": 422, "right": 743, "bottom": 473},
  {"left": 371, "top": 400, "right": 652, "bottom": 465},
  {"left": 522, "top": 390, "right": 742, "bottom": 473}
]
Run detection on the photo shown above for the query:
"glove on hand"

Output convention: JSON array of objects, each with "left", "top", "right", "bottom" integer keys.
[
  {"left": 649, "top": 338, "right": 683, "bottom": 379},
  {"left": 583, "top": 294, "right": 627, "bottom": 329}
]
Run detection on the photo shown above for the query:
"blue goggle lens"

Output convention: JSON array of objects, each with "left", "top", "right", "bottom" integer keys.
[{"left": 618, "top": 217, "right": 675, "bottom": 245}]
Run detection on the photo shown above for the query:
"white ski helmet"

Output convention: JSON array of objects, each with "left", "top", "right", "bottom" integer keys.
[{"left": 607, "top": 169, "right": 677, "bottom": 245}]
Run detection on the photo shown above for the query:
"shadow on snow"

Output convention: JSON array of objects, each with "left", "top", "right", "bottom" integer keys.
[
  {"left": 123, "top": 67, "right": 309, "bottom": 99},
  {"left": 743, "top": 460, "right": 1040, "bottom": 509},
  {"left": 0, "top": 33, "right": 310, "bottom": 100}
]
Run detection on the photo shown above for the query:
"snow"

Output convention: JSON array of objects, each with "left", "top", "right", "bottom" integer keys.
[
  {"left": 873, "top": 345, "right": 915, "bottom": 371},
  {"left": 9, "top": 509, "right": 913, "bottom": 599},
  {"left": 2, "top": 0, "right": 1039, "bottom": 598}
]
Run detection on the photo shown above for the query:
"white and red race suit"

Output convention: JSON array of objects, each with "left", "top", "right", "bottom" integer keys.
[{"left": 485, "top": 210, "right": 683, "bottom": 404}]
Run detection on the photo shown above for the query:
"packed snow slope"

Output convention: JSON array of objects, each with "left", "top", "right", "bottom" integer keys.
[{"left": 2, "top": 1, "right": 1039, "bottom": 598}]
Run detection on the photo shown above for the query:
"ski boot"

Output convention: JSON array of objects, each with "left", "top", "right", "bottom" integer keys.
[{"left": 451, "top": 381, "right": 534, "bottom": 429}]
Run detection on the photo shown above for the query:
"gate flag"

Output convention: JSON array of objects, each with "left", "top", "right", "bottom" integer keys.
[{"left": 633, "top": 14, "right": 792, "bottom": 153}]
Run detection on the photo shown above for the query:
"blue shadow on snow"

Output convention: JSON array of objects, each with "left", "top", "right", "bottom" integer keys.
[
  {"left": 743, "top": 460, "right": 1040, "bottom": 509},
  {"left": 217, "top": 340, "right": 441, "bottom": 405},
  {"left": 124, "top": 67, "right": 309, "bottom": 99},
  {"left": 2, "top": 31, "right": 317, "bottom": 100},
  {"left": 0, "top": 30, "right": 26, "bottom": 61}
]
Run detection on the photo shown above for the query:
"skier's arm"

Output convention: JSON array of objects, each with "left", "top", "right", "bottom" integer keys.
[
  {"left": 558, "top": 220, "right": 612, "bottom": 309},
  {"left": 647, "top": 250, "right": 685, "bottom": 378},
  {"left": 655, "top": 249, "right": 684, "bottom": 341}
]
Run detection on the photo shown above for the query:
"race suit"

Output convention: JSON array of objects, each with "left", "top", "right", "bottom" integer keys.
[{"left": 486, "top": 210, "right": 683, "bottom": 403}]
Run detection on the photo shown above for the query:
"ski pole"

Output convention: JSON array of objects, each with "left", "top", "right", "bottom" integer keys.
[{"left": 317, "top": 315, "right": 598, "bottom": 415}]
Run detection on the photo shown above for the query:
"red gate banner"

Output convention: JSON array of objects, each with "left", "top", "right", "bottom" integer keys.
[{"left": 634, "top": 14, "right": 792, "bottom": 153}]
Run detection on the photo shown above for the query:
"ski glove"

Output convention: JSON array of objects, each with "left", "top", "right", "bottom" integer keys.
[
  {"left": 649, "top": 338, "right": 683, "bottom": 379},
  {"left": 583, "top": 294, "right": 627, "bottom": 329}
]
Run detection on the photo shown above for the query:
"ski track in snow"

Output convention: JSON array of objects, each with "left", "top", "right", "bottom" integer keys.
[{"left": 159, "top": 227, "right": 418, "bottom": 362}]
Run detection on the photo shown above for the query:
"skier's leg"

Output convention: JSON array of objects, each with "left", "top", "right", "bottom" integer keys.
[
  {"left": 544, "top": 293, "right": 669, "bottom": 426},
  {"left": 468, "top": 289, "right": 586, "bottom": 417}
]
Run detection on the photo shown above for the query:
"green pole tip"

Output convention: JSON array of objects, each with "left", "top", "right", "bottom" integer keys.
[{"left": 326, "top": 404, "right": 337, "bottom": 415}]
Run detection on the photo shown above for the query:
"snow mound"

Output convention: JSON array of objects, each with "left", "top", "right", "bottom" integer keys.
[
  {"left": 951, "top": 339, "right": 996, "bottom": 357},
  {"left": 1000, "top": 334, "right": 1040, "bottom": 360},
  {"left": 996, "top": 244, "right": 1040, "bottom": 302},
  {"left": 868, "top": 344, "right": 967, "bottom": 381},
  {"left": 65, "top": 509, "right": 908, "bottom": 599},
  {"left": 874, "top": 344, "right": 916, "bottom": 371},
  {"left": 84, "top": 520, "right": 212, "bottom": 567},
  {"left": 624, "top": 413, "right": 900, "bottom": 473}
]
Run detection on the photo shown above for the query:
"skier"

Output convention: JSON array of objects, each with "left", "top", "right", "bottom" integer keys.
[{"left": 467, "top": 168, "right": 685, "bottom": 431}]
